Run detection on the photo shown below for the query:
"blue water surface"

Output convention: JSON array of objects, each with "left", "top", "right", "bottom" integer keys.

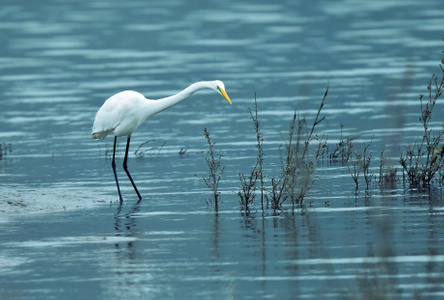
[{"left": 1, "top": 0, "right": 444, "bottom": 299}]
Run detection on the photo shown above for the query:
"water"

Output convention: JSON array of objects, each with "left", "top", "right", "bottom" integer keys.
[{"left": 1, "top": 0, "right": 444, "bottom": 298}]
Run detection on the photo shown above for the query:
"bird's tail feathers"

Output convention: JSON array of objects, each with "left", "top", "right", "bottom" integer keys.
[{"left": 91, "top": 130, "right": 111, "bottom": 140}]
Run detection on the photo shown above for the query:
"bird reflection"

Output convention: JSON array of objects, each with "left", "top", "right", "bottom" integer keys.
[{"left": 114, "top": 199, "right": 142, "bottom": 251}]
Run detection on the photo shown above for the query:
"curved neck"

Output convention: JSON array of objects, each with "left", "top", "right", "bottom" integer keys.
[{"left": 149, "top": 81, "right": 211, "bottom": 116}]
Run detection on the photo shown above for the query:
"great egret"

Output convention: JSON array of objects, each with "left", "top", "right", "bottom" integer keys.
[{"left": 92, "top": 80, "right": 232, "bottom": 202}]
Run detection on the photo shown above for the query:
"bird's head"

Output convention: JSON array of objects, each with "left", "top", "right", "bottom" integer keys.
[{"left": 212, "top": 80, "right": 232, "bottom": 105}]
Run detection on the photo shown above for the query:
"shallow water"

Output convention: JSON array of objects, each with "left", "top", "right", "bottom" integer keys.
[{"left": 1, "top": 0, "right": 444, "bottom": 299}]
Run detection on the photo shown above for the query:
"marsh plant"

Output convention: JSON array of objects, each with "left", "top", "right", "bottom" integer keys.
[
  {"left": 267, "top": 87, "right": 328, "bottom": 210},
  {"left": 238, "top": 170, "right": 259, "bottom": 212},
  {"left": 378, "top": 146, "right": 398, "bottom": 187},
  {"left": 0, "top": 139, "right": 12, "bottom": 160},
  {"left": 201, "top": 128, "right": 225, "bottom": 211},
  {"left": 339, "top": 137, "right": 374, "bottom": 191},
  {"left": 134, "top": 139, "right": 167, "bottom": 158},
  {"left": 329, "top": 123, "right": 361, "bottom": 163},
  {"left": 238, "top": 94, "right": 264, "bottom": 212},
  {"left": 236, "top": 88, "right": 328, "bottom": 212},
  {"left": 203, "top": 52, "right": 444, "bottom": 214},
  {"left": 399, "top": 66, "right": 444, "bottom": 187}
]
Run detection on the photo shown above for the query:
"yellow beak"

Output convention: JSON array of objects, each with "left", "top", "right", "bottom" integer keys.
[{"left": 218, "top": 87, "right": 232, "bottom": 105}]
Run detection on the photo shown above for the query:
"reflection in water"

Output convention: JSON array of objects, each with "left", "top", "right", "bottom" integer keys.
[
  {"left": 114, "top": 199, "right": 142, "bottom": 232},
  {"left": 111, "top": 199, "right": 142, "bottom": 287},
  {"left": 101, "top": 199, "right": 154, "bottom": 299},
  {"left": 1, "top": 0, "right": 444, "bottom": 298},
  {"left": 240, "top": 213, "right": 268, "bottom": 294},
  {"left": 211, "top": 211, "right": 220, "bottom": 259},
  {"left": 114, "top": 199, "right": 142, "bottom": 251},
  {"left": 232, "top": 200, "right": 444, "bottom": 298}
]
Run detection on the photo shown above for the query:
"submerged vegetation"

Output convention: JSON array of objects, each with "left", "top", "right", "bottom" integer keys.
[
  {"left": 200, "top": 62, "right": 444, "bottom": 212},
  {"left": 203, "top": 87, "right": 328, "bottom": 212},
  {"left": 200, "top": 128, "right": 225, "bottom": 211},
  {"left": 134, "top": 139, "right": 167, "bottom": 158},
  {"left": 0, "top": 139, "right": 12, "bottom": 160},
  {"left": 238, "top": 94, "right": 263, "bottom": 212},
  {"left": 399, "top": 67, "right": 444, "bottom": 187},
  {"left": 338, "top": 136, "right": 374, "bottom": 191},
  {"left": 267, "top": 87, "right": 328, "bottom": 211}
]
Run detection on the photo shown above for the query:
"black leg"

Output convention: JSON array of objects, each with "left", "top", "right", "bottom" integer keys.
[
  {"left": 123, "top": 135, "right": 142, "bottom": 200},
  {"left": 112, "top": 136, "right": 123, "bottom": 202}
]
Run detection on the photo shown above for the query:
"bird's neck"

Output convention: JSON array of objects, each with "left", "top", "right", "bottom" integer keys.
[{"left": 149, "top": 81, "right": 210, "bottom": 116}]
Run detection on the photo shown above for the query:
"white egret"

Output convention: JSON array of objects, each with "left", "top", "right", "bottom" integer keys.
[{"left": 92, "top": 80, "right": 232, "bottom": 202}]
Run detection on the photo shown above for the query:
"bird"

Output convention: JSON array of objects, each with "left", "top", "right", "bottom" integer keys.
[{"left": 92, "top": 80, "right": 232, "bottom": 202}]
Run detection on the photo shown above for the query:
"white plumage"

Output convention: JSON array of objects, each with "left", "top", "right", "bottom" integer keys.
[
  {"left": 92, "top": 91, "right": 149, "bottom": 139},
  {"left": 92, "top": 80, "right": 231, "bottom": 141},
  {"left": 91, "top": 80, "right": 232, "bottom": 202}
]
